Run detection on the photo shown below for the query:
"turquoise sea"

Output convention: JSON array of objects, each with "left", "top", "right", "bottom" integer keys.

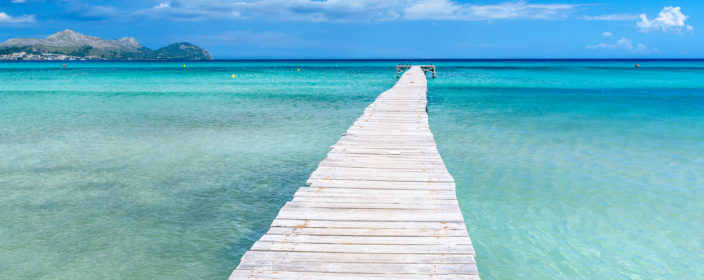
[{"left": 1, "top": 60, "right": 702, "bottom": 279}]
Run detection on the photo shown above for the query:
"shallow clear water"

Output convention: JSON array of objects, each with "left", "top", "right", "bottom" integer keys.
[{"left": 1, "top": 61, "right": 703, "bottom": 279}]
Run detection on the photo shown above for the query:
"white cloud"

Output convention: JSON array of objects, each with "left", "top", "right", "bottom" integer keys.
[
  {"left": 155, "top": 2, "right": 170, "bottom": 9},
  {"left": 637, "top": 6, "right": 693, "bottom": 33},
  {"left": 138, "top": 0, "right": 405, "bottom": 22},
  {"left": 583, "top": 13, "right": 640, "bottom": 21},
  {"left": 136, "top": 0, "right": 579, "bottom": 22},
  {"left": 601, "top": 31, "right": 612, "bottom": 37},
  {"left": 63, "top": 4, "right": 119, "bottom": 20},
  {"left": 587, "top": 37, "right": 648, "bottom": 52},
  {"left": 11, "top": 0, "right": 27, "bottom": 3},
  {"left": 0, "top": 12, "right": 35, "bottom": 23},
  {"left": 404, "top": 0, "right": 577, "bottom": 20}
]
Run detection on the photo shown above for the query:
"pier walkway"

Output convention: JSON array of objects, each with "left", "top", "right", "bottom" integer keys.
[{"left": 230, "top": 66, "right": 479, "bottom": 279}]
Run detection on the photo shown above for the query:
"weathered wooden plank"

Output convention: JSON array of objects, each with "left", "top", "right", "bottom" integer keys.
[
  {"left": 306, "top": 178, "right": 454, "bottom": 188},
  {"left": 274, "top": 206, "right": 465, "bottom": 222},
  {"left": 355, "top": 118, "right": 428, "bottom": 122},
  {"left": 343, "top": 131, "right": 435, "bottom": 137},
  {"left": 266, "top": 226, "right": 469, "bottom": 237},
  {"left": 258, "top": 235, "right": 471, "bottom": 245},
  {"left": 292, "top": 191, "right": 458, "bottom": 201},
  {"left": 284, "top": 201, "right": 460, "bottom": 210},
  {"left": 357, "top": 116, "right": 428, "bottom": 121},
  {"left": 293, "top": 187, "right": 456, "bottom": 196},
  {"left": 321, "top": 154, "right": 445, "bottom": 162},
  {"left": 236, "top": 262, "right": 478, "bottom": 275},
  {"left": 270, "top": 219, "right": 469, "bottom": 230},
  {"left": 318, "top": 160, "right": 446, "bottom": 169},
  {"left": 349, "top": 124, "right": 429, "bottom": 129},
  {"left": 306, "top": 177, "right": 454, "bottom": 186},
  {"left": 290, "top": 196, "right": 459, "bottom": 205},
  {"left": 323, "top": 154, "right": 445, "bottom": 162},
  {"left": 306, "top": 177, "right": 452, "bottom": 185},
  {"left": 309, "top": 166, "right": 450, "bottom": 174},
  {"left": 317, "top": 161, "right": 448, "bottom": 172},
  {"left": 332, "top": 142, "right": 437, "bottom": 148},
  {"left": 310, "top": 167, "right": 452, "bottom": 180},
  {"left": 239, "top": 251, "right": 475, "bottom": 264},
  {"left": 337, "top": 136, "right": 437, "bottom": 143},
  {"left": 231, "top": 271, "right": 480, "bottom": 280},
  {"left": 331, "top": 147, "right": 438, "bottom": 153},
  {"left": 322, "top": 154, "right": 446, "bottom": 162},
  {"left": 249, "top": 241, "right": 476, "bottom": 255}
]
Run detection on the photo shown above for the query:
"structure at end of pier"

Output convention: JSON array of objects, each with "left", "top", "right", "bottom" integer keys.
[{"left": 397, "top": 64, "right": 436, "bottom": 79}]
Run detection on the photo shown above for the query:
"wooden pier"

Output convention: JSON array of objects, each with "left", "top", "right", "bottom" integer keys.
[{"left": 230, "top": 66, "right": 478, "bottom": 279}]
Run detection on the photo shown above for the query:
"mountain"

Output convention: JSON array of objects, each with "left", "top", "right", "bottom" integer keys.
[
  {"left": 0, "top": 29, "right": 212, "bottom": 60},
  {"left": 154, "top": 43, "right": 212, "bottom": 60}
]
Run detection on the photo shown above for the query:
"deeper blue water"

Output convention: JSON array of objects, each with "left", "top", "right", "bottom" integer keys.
[{"left": 1, "top": 60, "right": 702, "bottom": 279}]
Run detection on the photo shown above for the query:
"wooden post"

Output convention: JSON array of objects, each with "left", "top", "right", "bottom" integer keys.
[
  {"left": 419, "top": 65, "right": 436, "bottom": 79},
  {"left": 396, "top": 65, "right": 411, "bottom": 79}
]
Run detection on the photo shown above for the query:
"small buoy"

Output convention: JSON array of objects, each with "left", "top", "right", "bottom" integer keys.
[
  {"left": 635, "top": 64, "right": 640, "bottom": 68},
  {"left": 232, "top": 74, "right": 236, "bottom": 78},
  {"left": 297, "top": 68, "right": 300, "bottom": 72},
  {"left": 62, "top": 64, "right": 66, "bottom": 68},
  {"left": 183, "top": 64, "right": 186, "bottom": 68}
]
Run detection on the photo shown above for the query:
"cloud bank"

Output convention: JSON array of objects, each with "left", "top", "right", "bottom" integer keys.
[
  {"left": 0, "top": 11, "right": 35, "bottom": 23},
  {"left": 587, "top": 37, "right": 648, "bottom": 53},
  {"left": 136, "top": 0, "right": 578, "bottom": 22},
  {"left": 637, "top": 6, "right": 693, "bottom": 33},
  {"left": 583, "top": 13, "right": 640, "bottom": 21},
  {"left": 404, "top": 0, "right": 576, "bottom": 20}
]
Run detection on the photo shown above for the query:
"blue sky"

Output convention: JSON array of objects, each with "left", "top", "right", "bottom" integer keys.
[{"left": 0, "top": 0, "right": 701, "bottom": 58}]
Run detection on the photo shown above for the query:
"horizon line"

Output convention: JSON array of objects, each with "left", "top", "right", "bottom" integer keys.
[{"left": 3, "top": 58, "right": 704, "bottom": 62}]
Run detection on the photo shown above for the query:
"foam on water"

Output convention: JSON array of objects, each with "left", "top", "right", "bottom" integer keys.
[{"left": 1, "top": 61, "right": 702, "bottom": 279}]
